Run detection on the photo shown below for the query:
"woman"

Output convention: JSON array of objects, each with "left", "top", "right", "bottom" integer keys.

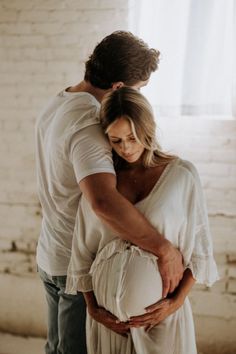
[{"left": 66, "top": 87, "right": 218, "bottom": 354}]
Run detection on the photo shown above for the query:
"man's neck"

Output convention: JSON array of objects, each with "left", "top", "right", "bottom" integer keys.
[{"left": 66, "top": 80, "right": 110, "bottom": 103}]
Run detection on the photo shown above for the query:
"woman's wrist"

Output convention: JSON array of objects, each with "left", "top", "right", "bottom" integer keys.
[
  {"left": 169, "top": 268, "right": 195, "bottom": 308},
  {"left": 170, "top": 292, "right": 185, "bottom": 310},
  {"left": 83, "top": 291, "right": 98, "bottom": 313}
]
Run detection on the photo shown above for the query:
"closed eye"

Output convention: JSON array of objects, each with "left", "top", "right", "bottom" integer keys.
[
  {"left": 129, "top": 136, "right": 136, "bottom": 142},
  {"left": 110, "top": 139, "right": 121, "bottom": 144}
]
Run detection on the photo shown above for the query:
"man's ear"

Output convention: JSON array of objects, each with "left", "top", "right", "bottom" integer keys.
[{"left": 111, "top": 82, "right": 125, "bottom": 90}]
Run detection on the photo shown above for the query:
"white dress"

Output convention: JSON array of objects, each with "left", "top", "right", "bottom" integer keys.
[{"left": 66, "top": 158, "right": 219, "bottom": 354}]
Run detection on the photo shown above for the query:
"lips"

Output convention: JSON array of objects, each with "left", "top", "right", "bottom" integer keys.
[{"left": 123, "top": 153, "right": 135, "bottom": 159}]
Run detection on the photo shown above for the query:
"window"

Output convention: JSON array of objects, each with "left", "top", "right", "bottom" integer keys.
[{"left": 130, "top": 0, "right": 236, "bottom": 119}]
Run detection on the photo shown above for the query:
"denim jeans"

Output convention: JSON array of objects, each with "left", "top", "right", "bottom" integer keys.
[{"left": 38, "top": 267, "right": 87, "bottom": 354}]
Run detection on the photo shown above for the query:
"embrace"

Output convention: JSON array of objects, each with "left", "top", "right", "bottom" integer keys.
[{"left": 35, "top": 31, "right": 218, "bottom": 354}]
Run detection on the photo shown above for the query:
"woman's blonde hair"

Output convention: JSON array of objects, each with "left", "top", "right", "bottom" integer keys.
[{"left": 100, "top": 87, "right": 176, "bottom": 169}]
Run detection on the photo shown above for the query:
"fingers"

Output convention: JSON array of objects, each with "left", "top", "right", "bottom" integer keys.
[
  {"left": 162, "top": 277, "right": 170, "bottom": 298},
  {"left": 161, "top": 268, "right": 181, "bottom": 296},
  {"left": 158, "top": 247, "right": 184, "bottom": 297},
  {"left": 129, "top": 299, "right": 171, "bottom": 328},
  {"left": 145, "top": 299, "right": 167, "bottom": 312},
  {"left": 129, "top": 315, "right": 160, "bottom": 327},
  {"left": 169, "top": 279, "right": 176, "bottom": 294},
  {"left": 129, "top": 311, "right": 160, "bottom": 325},
  {"left": 108, "top": 322, "right": 130, "bottom": 336}
]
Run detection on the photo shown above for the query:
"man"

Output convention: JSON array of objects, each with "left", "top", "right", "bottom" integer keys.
[{"left": 35, "top": 31, "right": 183, "bottom": 354}]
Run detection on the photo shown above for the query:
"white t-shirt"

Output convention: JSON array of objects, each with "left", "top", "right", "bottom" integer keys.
[{"left": 35, "top": 90, "right": 115, "bottom": 275}]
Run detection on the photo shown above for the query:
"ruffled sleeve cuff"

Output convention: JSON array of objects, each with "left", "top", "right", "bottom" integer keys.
[
  {"left": 65, "top": 273, "right": 93, "bottom": 294},
  {"left": 187, "top": 254, "right": 220, "bottom": 287}
]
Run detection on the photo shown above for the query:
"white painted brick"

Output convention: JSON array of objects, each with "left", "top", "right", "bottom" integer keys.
[
  {"left": 227, "top": 253, "right": 236, "bottom": 262},
  {"left": 201, "top": 176, "right": 236, "bottom": 190},
  {"left": 0, "top": 2, "right": 235, "bottom": 348},
  {"left": 64, "top": 0, "right": 129, "bottom": 10},
  {"left": 0, "top": 23, "right": 32, "bottom": 34},
  {"left": 190, "top": 292, "right": 236, "bottom": 319},
  {"left": 0, "top": 274, "right": 47, "bottom": 336},
  {"left": 157, "top": 116, "right": 236, "bottom": 138},
  {"left": 48, "top": 10, "right": 82, "bottom": 22},
  {"left": 0, "top": 239, "right": 12, "bottom": 251},
  {"left": 2, "top": 120, "right": 21, "bottom": 132},
  {"left": 209, "top": 215, "right": 236, "bottom": 235},
  {"left": 228, "top": 279, "right": 236, "bottom": 294},
  {"left": 32, "top": 0, "right": 68, "bottom": 10},
  {"left": 0, "top": 252, "right": 29, "bottom": 274},
  {"left": 194, "top": 316, "right": 236, "bottom": 353},
  {"left": 0, "top": 61, "right": 47, "bottom": 73},
  {"left": 18, "top": 10, "right": 50, "bottom": 22},
  {"left": 206, "top": 189, "right": 236, "bottom": 203},
  {"left": 14, "top": 239, "right": 37, "bottom": 254},
  {"left": 228, "top": 266, "right": 236, "bottom": 278},
  {"left": 0, "top": 73, "right": 32, "bottom": 84},
  {"left": 0, "top": 34, "right": 48, "bottom": 47},
  {"left": 0, "top": 204, "right": 41, "bottom": 240},
  {"left": 197, "top": 163, "right": 231, "bottom": 177},
  {"left": 31, "top": 22, "right": 65, "bottom": 35},
  {"left": 1, "top": 0, "right": 34, "bottom": 10},
  {"left": 0, "top": 9, "right": 18, "bottom": 22},
  {"left": 209, "top": 278, "right": 227, "bottom": 293}
]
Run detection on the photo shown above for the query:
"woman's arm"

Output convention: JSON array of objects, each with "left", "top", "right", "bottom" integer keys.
[
  {"left": 83, "top": 291, "right": 130, "bottom": 337},
  {"left": 128, "top": 268, "right": 195, "bottom": 330}
]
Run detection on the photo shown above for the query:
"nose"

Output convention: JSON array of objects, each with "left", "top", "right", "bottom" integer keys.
[{"left": 121, "top": 141, "right": 131, "bottom": 153}]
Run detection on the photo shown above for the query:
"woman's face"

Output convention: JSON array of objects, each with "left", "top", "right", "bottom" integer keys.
[{"left": 107, "top": 117, "right": 145, "bottom": 164}]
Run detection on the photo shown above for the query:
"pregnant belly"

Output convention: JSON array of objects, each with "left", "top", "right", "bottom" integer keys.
[{"left": 90, "top": 239, "right": 163, "bottom": 322}]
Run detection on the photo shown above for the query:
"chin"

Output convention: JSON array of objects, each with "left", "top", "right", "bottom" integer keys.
[{"left": 126, "top": 156, "right": 141, "bottom": 164}]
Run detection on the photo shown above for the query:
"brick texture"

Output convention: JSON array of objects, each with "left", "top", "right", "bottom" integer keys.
[{"left": 0, "top": 1, "right": 235, "bottom": 352}]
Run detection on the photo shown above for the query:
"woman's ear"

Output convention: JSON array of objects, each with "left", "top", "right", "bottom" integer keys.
[{"left": 111, "top": 82, "right": 125, "bottom": 90}]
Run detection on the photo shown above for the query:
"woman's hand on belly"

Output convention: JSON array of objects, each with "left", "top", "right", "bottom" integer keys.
[
  {"left": 128, "top": 268, "right": 195, "bottom": 331},
  {"left": 128, "top": 297, "right": 179, "bottom": 331}
]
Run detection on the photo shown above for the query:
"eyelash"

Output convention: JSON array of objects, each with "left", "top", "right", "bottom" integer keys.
[{"left": 111, "top": 137, "right": 136, "bottom": 144}]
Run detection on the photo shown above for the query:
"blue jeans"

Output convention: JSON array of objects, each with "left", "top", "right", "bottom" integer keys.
[{"left": 38, "top": 267, "right": 87, "bottom": 354}]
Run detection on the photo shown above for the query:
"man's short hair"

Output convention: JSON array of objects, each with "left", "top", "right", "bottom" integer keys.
[{"left": 84, "top": 31, "right": 160, "bottom": 89}]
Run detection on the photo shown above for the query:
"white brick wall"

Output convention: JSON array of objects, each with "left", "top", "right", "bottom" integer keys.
[
  {"left": 0, "top": 1, "right": 235, "bottom": 353},
  {"left": 157, "top": 117, "right": 236, "bottom": 352}
]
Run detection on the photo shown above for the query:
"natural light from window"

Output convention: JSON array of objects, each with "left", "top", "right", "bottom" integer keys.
[{"left": 129, "top": 0, "right": 235, "bottom": 119}]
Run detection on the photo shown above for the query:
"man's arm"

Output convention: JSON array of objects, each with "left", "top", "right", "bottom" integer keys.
[{"left": 79, "top": 172, "right": 183, "bottom": 297}]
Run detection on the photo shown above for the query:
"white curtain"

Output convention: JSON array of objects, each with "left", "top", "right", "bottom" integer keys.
[{"left": 131, "top": 0, "right": 236, "bottom": 118}]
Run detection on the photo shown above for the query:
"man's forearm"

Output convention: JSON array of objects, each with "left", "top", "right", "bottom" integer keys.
[
  {"left": 93, "top": 188, "right": 170, "bottom": 258},
  {"left": 79, "top": 173, "right": 183, "bottom": 297}
]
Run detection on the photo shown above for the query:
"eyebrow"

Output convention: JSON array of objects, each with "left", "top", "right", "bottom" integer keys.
[{"left": 109, "top": 133, "right": 134, "bottom": 139}]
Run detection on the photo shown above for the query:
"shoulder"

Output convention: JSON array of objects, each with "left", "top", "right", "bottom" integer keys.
[
  {"left": 176, "top": 159, "right": 199, "bottom": 177},
  {"left": 61, "top": 92, "right": 100, "bottom": 127},
  {"left": 172, "top": 158, "right": 201, "bottom": 187}
]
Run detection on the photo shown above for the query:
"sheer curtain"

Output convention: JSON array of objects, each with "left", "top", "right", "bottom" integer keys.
[{"left": 131, "top": 0, "right": 236, "bottom": 118}]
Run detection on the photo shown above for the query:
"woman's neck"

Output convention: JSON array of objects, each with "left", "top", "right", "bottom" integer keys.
[{"left": 119, "top": 157, "right": 145, "bottom": 171}]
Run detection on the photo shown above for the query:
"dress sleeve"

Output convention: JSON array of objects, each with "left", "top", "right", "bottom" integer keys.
[
  {"left": 181, "top": 161, "right": 219, "bottom": 286},
  {"left": 65, "top": 200, "right": 95, "bottom": 294}
]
